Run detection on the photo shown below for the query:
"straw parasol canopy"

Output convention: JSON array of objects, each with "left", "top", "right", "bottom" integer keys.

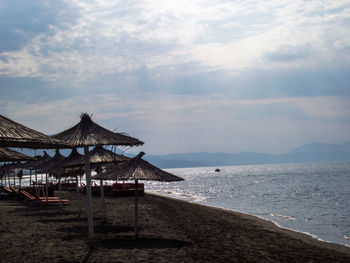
[
  {"left": 47, "top": 148, "right": 84, "bottom": 176},
  {"left": 89, "top": 146, "right": 130, "bottom": 165},
  {"left": 51, "top": 113, "right": 144, "bottom": 147},
  {"left": 36, "top": 149, "right": 66, "bottom": 174},
  {"left": 51, "top": 113, "right": 144, "bottom": 242},
  {"left": 93, "top": 152, "right": 183, "bottom": 182},
  {"left": 0, "top": 114, "right": 72, "bottom": 149},
  {"left": 0, "top": 147, "right": 35, "bottom": 162},
  {"left": 93, "top": 152, "right": 183, "bottom": 238},
  {"left": 63, "top": 146, "right": 130, "bottom": 169},
  {"left": 31, "top": 151, "right": 53, "bottom": 171}
]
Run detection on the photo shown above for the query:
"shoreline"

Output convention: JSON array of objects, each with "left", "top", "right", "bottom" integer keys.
[
  {"left": 149, "top": 188, "right": 350, "bottom": 248},
  {"left": 147, "top": 192, "right": 350, "bottom": 254},
  {"left": 1, "top": 190, "right": 350, "bottom": 262}
]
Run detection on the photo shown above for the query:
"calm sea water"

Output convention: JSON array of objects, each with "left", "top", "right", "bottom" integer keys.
[
  {"left": 145, "top": 162, "right": 350, "bottom": 246},
  {"left": 15, "top": 161, "right": 350, "bottom": 246}
]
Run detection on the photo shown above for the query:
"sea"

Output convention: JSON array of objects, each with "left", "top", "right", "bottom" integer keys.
[
  {"left": 145, "top": 162, "right": 350, "bottom": 247},
  {"left": 15, "top": 161, "right": 350, "bottom": 247}
]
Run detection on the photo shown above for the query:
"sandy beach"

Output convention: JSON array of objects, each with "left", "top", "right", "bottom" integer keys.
[{"left": 1, "top": 190, "right": 350, "bottom": 263}]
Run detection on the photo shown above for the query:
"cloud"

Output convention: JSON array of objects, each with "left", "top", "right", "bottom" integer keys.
[
  {"left": 1, "top": 91, "right": 349, "bottom": 153},
  {"left": 0, "top": 1, "right": 79, "bottom": 52},
  {"left": 1, "top": 0, "right": 349, "bottom": 82},
  {"left": 1, "top": 0, "right": 350, "bottom": 154},
  {"left": 263, "top": 45, "right": 311, "bottom": 62}
]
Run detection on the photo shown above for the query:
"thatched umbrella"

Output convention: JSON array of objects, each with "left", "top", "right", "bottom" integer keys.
[
  {"left": 28, "top": 151, "right": 52, "bottom": 195},
  {"left": 0, "top": 148, "right": 34, "bottom": 187},
  {"left": 61, "top": 145, "right": 130, "bottom": 220},
  {"left": 63, "top": 145, "right": 130, "bottom": 169},
  {"left": 0, "top": 114, "right": 71, "bottom": 149},
  {"left": 34, "top": 149, "right": 66, "bottom": 201},
  {"left": 0, "top": 147, "right": 34, "bottom": 162},
  {"left": 0, "top": 149, "right": 33, "bottom": 188},
  {"left": 35, "top": 149, "right": 65, "bottom": 173},
  {"left": 51, "top": 113, "right": 143, "bottom": 242},
  {"left": 93, "top": 152, "right": 184, "bottom": 238},
  {"left": 46, "top": 148, "right": 85, "bottom": 213},
  {"left": 13, "top": 155, "right": 41, "bottom": 186}
]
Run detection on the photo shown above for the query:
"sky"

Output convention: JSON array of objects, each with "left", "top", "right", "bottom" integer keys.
[{"left": 1, "top": 0, "right": 350, "bottom": 155}]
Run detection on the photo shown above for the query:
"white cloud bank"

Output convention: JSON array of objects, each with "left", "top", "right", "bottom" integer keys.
[
  {"left": 1, "top": 0, "right": 350, "bottom": 154},
  {"left": 0, "top": 0, "right": 349, "bottom": 81}
]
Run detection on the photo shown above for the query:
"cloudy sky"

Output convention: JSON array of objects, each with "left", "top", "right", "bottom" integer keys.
[{"left": 1, "top": 0, "right": 350, "bottom": 154}]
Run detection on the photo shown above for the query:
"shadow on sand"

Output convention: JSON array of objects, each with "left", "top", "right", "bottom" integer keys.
[
  {"left": 95, "top": 236, "right": 192, "bottom": 249},
  {"left": 57, "top": 224, "right": 134, "bottom": 235},
  {"left": 38, "top": 217, "right": 88, "bottom": 223}
]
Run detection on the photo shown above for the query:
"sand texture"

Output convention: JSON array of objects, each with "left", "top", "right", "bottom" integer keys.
[{"left": 1, "top": 191, "right": 350, "bottom": 263}]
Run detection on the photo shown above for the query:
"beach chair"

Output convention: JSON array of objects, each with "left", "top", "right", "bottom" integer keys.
[
  {"left": 0, "top": 186, "right": 16, "bottom": 199},
  {"left": 3, "top": 186, "right": 13, "bottom": 194},
  {"left": 1, "top": 186, "right": 21, "bottom": 199},
  {"left": 19, "top": 190, "right": 69, "bottom": 206}
]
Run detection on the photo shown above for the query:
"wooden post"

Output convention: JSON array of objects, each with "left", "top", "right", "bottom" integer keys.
[
  {"left": 46, "top": 173, "right": 49, "bottom": 201},
  {"left": 100, "top": 179, "right": 106, "bottom": 222},
  {"left": 18, "top": 170, "right": 22, "bottom": 188},
  {"left": 134, "top": 179, "right": 139, "bottom": 238},
  {"left": 4, "top": 171, "right": 8, "bottom": 187},
  {"left": 84, "top": 145, "right": 94, "bottom": 243},
  {"left": 76, "top": 175, "right": 82, "bottom": 216},
  {"left": 59, "top": 175, "right": 63, "bottom": 210},
  {"left": 29, "top": 170, "right": 32, "bottom": 188},
  {"left": 35, "top": 170, "right": 38, "bottom": 196}
]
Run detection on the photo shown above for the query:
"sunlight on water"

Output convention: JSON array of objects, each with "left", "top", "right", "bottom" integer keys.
[
  {"left": 145, "top": 162, "right": 350, "bottom": 246},
  {"left": 11, "top": 162, "right": 350, "bottom": 246}
]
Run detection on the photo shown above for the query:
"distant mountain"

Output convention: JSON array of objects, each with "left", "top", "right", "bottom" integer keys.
[
  {"left": 8, "top": 142, "right": 350, "bottom": 169},
  {"left": 144, "top": 149, "right": 350, "bottom": 168},
  {"left": 291, "top": 142, "right": 350, "bottom": 153}
]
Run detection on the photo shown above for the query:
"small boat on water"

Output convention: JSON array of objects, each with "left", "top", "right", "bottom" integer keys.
[{"left": 215, "top": 168, "right": 221, "bottom": 172}]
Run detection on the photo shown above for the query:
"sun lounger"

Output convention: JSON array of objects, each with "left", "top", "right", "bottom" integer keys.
[
  {"left": 0, "top": 186, "right": 16, "bottom": 199},
  {"left": 20, "top": 190, "right": 68, "bottom": 205},
  {"left": 3, "top": 186, "right": 13, "bottom": 193},
  {"left": 1, "top": 186, "right": 21, "bottom": 199}
]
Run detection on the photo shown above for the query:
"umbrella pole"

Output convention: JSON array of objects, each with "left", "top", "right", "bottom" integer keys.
[
  {"left": 84, "top": 145, "right": 94, "bottom": 244},
  {"left": 46, "top": 173, "right": 49, "bottom": 201},
  {"left": 29, "top": 170, "right": 32, "bottom": 188},
  {"left": 76, "top": 175, "right": 82, "bottom": 216},
  {"left": 59, "top": 175, "right": 63, "bottom": 210},
  {"left": 35, "top": 170, "right": 38, "bottom": 196},
  {"left": 5, "top": 172, "right": 7, "bottom": 187},
  {"left": 134, "top": 179, "right": 139, "bottom": 239},
  {"left": 100, "top": 179, "right": 106, "bottom": 222},
  {"left": 13, "top": 171, "right": 15, "bottom": 187}
]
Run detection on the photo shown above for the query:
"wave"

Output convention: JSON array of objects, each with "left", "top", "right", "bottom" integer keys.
[
  {"left": 270, "top": 213, "right": 296, "bottom": 221},
  {"left": 147, "top": 190, "right": 206, "bottom": 203}
]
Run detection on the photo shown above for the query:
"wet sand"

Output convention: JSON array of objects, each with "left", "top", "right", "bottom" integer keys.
[{"left": 1, "top": 191, "right": 350, "bottom": 262}]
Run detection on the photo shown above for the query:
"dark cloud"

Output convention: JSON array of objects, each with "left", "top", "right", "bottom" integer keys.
[
  {"left": 263, "top": 45, "right": 311, "bottom": 62},
  {"left": 0, "top": 0, "right": 79, "bottom": 52},
  {"left": 0, "top": 76, "right": 72, "bottom": 102},
  {"left": 235, "top": 102, "right": 309, "bottom": 121},
  {"left": 83, "top": 62, "right": 350, "bottom": 99},
  {"left": 81, "top": 66, "right": 159, "bottom": 97},
  {"left": 229, "top": 66, "right": 350, "bottom": 99}
]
